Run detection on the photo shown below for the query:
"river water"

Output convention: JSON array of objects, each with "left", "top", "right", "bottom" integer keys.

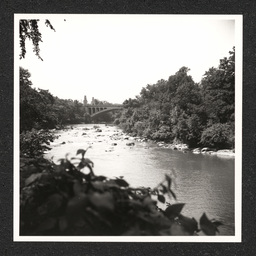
[{"left": 45, "top": 124, "right": 235, "bottom": 236}]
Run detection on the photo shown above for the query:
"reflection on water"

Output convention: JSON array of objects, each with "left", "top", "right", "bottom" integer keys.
[{"left": 45, "top": 124, "right": 235, "bottom": 235}]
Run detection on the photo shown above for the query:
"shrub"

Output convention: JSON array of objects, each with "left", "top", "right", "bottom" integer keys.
[
  {"left": 20, "top": 150, "right": 222, "bottom": 236},
  {"left": 20, "top": 129, "right": 57, "bottom": 158},
  {"left": 134, "top": 121, "right": 147, "bottom": 136},
  {"left": 200, "top": 123, "right": 234, "bottom": 149},
  {"left": 151, "top": 125, "right": 173, "bottom": 141}
]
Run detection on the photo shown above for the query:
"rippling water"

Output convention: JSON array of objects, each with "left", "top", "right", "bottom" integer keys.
[{"left": 45, "top": 124, "right": 235, "bottom": 235}]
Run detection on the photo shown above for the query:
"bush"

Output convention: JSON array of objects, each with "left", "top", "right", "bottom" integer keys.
[
  {"left": 134, "top": 121, "right": 147, "bottom": 136},
  {"left": 200, "top": 123, "right": 234, "bottom": 149},
  {"left": 20, "top": 150, "right": 222, "bottom": 236},
  {"left": 20, "top": 129, "right": 57, "bottom": 158}
]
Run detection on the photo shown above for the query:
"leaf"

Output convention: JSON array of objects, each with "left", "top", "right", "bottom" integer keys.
[
  {"left": 45, "top": 19, "right": 56, "bottom": 31},
  {"left": 70, "top": 157, "right": 80, "bottom": 160},
  {"left": 151, "top": 189, "right": 158, "bottom": 195},
  {"left": 114, "top": 178, "right": 129, "bottom": 187},
  {"left": 77, "top": 158, "right": 94, "bottom": 170},
  {"left": 170, "top": 222, "right": 189, "bottom": 236},
  {"left": 178, "top": 214, "right": 199, "bottom": 235},
  {"left": 157, "top": 194, "right": 166, "bottom": 204},
  {"left": 165, "top": 174, "right": 172, "bottom": 190},
  {"left": 200, "top": 213, "right": 217, "bottom": 235},
  {"left": 160, "top": 184, "right": 168, "bottom": 194},
  {"left": 94, "top": 175, "right": 107, "bottom": 182},
  {"left": 212, "top": 220, "right": 223, "bottom": 227},
  {"left": 91, "top": 181, "right": 106, "bottom": 191},
  {"left": 25, "top": 173, "right": 43, "bottom": 186},
  {"left": 76, "top": 149, "right": 86, "bottom": 158},
  {"left": 76, "top": 147, "right": 91, "bottom": 158},
  {"left": 169, "top": 189, "right": 177, "bottom": 200},
  {"left": 212, "top": 220, "right": 223, "bottom": 233},
  {"left": 89, "top": 192, "right": 114, "bottom": 212},
  {"left": 165, "top": 203, "right": 185, "bottom": 219},
  {"left": 104, "top": 180, "right": 120, "bottom": 189},
  {"left": 66, "top": 194, "right": 89, "bottom": 218},
  {"left": 58, "top": 158, "right": 73, "bottom": 171}
]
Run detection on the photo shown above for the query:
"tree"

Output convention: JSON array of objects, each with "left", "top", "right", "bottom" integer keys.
[
  {"left": 20, "top": 67, "right": 43, "bottom": 131},
  {"left": 20, "top": 19, "right": 55, "bottom": 60},
  {"left": 110, "top": 49, "right": 235, "bottom": 148},
  {"left": 20, "top": 66, "right": 62, "bottom": 130},
  {"left": 200, "top": 123, "right": 234, "bottom": 148},
  {"left": 199, "top": 48, "right": 235, "bottom": 149},
  {"left": 201, "top": 48, "right": 235, "bottom": 124},
  {"left": 20, "top": 67, "right": 87, "bottom": 130}
]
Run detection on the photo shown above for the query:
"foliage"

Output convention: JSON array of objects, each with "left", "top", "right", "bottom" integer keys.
[
  {"left": 20, "top": 129, "right": 57, "bottom": 158},
  {"left": 20, "top": 150, "right": 222, "bottom": 236},
  {"left": 52, "top": 97, "right": 85, "bottom": 125},
  {"left": 20, "top": 66, "right": 118, "bottom": 130},
  {"left": 201, "top": 47, "right": 235, "bottom": 124},
  {"left": 199, "top": 48, "right": 235, "bottom": 148},
  {"left": 118, "top": 67, "right": 204, "bottom": 146},
  {"left": 20, "top": 19, "right": 55, "bottom": 60},
  {"left": 116, "top": 49, "right": 235, "bottom": 149},
  {"left": 20, "top": 67, "right": 85, "bottom": 132},
  {"left": 200, "top": 123, "right": 234, "bottom": 149},
  {"left": 20, "top": 67, "right": 58, "bottom": 131}
]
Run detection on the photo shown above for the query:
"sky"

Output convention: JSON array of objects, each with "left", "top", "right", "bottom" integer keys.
[{"left": 18, "top": 15, "right": 236, "bottom": 104}]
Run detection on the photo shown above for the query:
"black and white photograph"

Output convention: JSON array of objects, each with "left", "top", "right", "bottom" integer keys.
[{"left": 14, "top": 14, "right": 242, "bottom": 242}]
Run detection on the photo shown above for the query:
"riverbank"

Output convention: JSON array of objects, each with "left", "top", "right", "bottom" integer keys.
[
  {"left": 121, "top": 133, "right": 235, "bottom": 158},
  {"left": 52, "top": 125, "right": 235, "bottom": 158}
]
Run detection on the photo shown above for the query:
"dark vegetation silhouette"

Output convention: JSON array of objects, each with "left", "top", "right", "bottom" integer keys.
[
  {"left": 20, "top": 19, "right": 55, "bottom": 60},
  {"left": 20, "top": 67, "right": 86, "bottom": 131}
]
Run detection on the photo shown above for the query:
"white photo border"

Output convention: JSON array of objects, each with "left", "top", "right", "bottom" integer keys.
[{"left": 14, "top": 14, "right": 243, "bottom": 242}]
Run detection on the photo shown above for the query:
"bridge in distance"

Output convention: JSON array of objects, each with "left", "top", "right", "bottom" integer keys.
[
  {"left": 83, "top": 96, "right": 123, "bottom": 118},
  {"left": 84, "top": 104, "right": 123, "bottom": 118}
]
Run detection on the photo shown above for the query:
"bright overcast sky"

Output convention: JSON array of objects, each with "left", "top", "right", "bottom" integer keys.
[{"left": 17, "top": 15, "right": 236, "bottom": 104}]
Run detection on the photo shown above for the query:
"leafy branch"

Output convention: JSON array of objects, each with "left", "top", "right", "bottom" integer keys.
[{"left": 19, "top": 19, "right": 55, "bottom": 60}]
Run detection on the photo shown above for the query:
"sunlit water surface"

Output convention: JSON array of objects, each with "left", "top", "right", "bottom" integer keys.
[{"left": 45, "top": 124, "right": 235, "bottom": 235}]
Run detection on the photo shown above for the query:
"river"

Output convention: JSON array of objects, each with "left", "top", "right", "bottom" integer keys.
[{"left": 45, "top": 124, "right": 235, "bottom": 236}]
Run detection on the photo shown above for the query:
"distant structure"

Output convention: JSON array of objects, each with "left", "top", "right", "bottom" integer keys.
[
  {"left": 83, "top": 95, "right": 88, "bottom": 105},
  {"left": 91, "top": 97, "right": 96, "bottom": 105},
  {"left": 83, "top": 95, "right": 123, "bottom": 119}
]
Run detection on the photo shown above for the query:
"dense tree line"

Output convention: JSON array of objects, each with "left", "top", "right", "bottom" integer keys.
[
  {"left": 20, "top": 67, "right": 85, "bottom": 132},
  {"left": 116, "top": 48, "right": 235, "bottom": 149}
]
